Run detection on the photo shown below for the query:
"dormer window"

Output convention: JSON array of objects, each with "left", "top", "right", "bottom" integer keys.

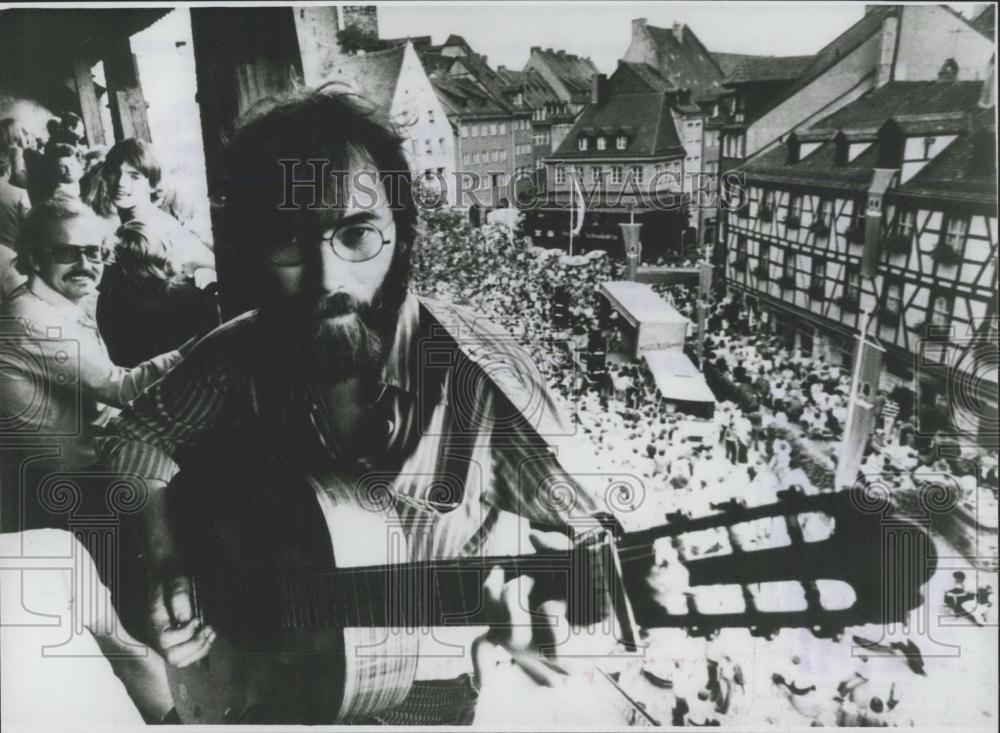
[
  {"left": 786, "top": 134, "right": 800, "bottom": 164},
  {"left": 597, "top": 136, "right": 607, "bottom": 150},
  {"left": 578, "top": 137, "right": 589, "bottom": 152},
  {"left": 616, "top": 135, "right": 627, "bottom": 150},
  {"left": 834, "top": 134, "right": 849, "bottom": 167}
]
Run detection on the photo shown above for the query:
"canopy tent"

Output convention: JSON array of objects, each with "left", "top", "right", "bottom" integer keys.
[
  {"left": 599, "top": 280, "right": 689, "bottom": 355},
  {"left": 642, "top": 349, "right": 716, "bottom": 417}
]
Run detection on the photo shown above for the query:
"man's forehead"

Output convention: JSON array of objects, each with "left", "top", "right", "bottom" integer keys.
[{"left": 46, "top": 215, "right": 109, "bottom": 245}]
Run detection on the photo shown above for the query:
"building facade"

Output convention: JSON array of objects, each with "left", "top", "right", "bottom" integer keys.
[{"left": 725, "top": 78, "right": 997, "bottom": 439}]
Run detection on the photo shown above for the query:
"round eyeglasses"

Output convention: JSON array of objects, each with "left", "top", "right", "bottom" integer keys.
[
  {"left": 45, "top": 243, "right": 113, "bottom": 265},
  {"left": 266, "top": 222, "right": 392, "bottom": 266}
]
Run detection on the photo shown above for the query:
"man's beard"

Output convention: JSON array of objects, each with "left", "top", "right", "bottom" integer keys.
[{"left": 299, "top": 291, "right": 389, "bottom": 385}]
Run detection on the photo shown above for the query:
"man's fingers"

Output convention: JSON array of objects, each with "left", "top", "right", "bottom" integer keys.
[
  {"left": 148, "top": 583, "right": 172, "bottom": 630},
  {"left": 501, "top": 574, "right": 535, "bottom": 651},
  {"left": 166, "top": 575, "right": 194, "bottom": 625},
  {"left": 164, "top": 624, "right": 216, "bottom": 668},
  {"left": 528, "top": 529, "right": 574, "bottom": 553},
  {"left": 158, "top": 617, "right": 210, "bottom": 649}
]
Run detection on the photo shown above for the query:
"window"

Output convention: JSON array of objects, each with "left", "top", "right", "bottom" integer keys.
[
  {"left": 616, "top": 135, "right": 627, "bottom": 150},
  {"left": 462, "top": 152, "right": 470, "bottom": 165},
  {"left": 460, "top": 125, "right": 469, "bottom": 138},
  {"left": 882, "top": 278, "right": 903, "bottom": 327},
  {"left": 500, "top": 149, "right": 507, "bottom": 161},
  {"left": 810, "top": 258, "right": 826, "bottom": 300},
  {"left": 897, "top": 210, "right": 915, "bottom": 237},
  {"left": 471, "top": 125, "right": 479, "bottom": 138},
  {"left": 480, "top": 124, "right": 489, "bottom": 136},
  {"left": 555, "top": 166, "right": 566, "bottom": 184},
  {"left": 631, "top": 165, "right": 644, "bottom": 184},
  {"left": 842, "top": 262, "right": 861, "bottom": 310},
  {"left": 489, "top": 123, "right": 498, "bottom": 136},
  {"left": 499, "top": 123, "right": 506, "bottom": 135},
  {"left": 928, "top": 291, "right": 951, "bottom": 327},
  {"left": 611, "top": 166, "right": 622, "bottom": 184},
  {"left": 438, "top": 137, "right": 445, "bottom": 150},
  {"left": 428, "top": 109, "right": 435, "bottom": 124},
  {"left": 491, "top": 150, "right": 499, "bottom": 162},
  {"left": 597, "top": 136, "right": 607, "bottom": 150},
  {"left": 943, "top": 216, "right": 968, "bottom": 250},
  {"left": 578, "top": 137, "right": 589, "bottom": 151},
  {"left": 591, "top": 166, "right": 602, "bottom": 184},
  {"left": 734, "top": 234, "right": 748, "bottom": 270},
  {"left": 425, "top": 139, "right": 432, "bottom": 154},
  {"left": 756, "top": 241, "right": 770, "bottom": 279},
  {"left": 787, "top": 193, "right": 801, "bottom": 218}
]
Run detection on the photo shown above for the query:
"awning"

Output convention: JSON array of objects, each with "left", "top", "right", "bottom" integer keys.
[
  {"left": 599, "top": 280, "right": 688, "bottom": 330},
  {"left": 643, "top": 350, "right": 716, "bottom": 404}
]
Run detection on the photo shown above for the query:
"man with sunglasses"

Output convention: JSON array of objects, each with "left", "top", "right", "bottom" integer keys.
[
  {"left": 98, "top": 90, "right": 615, "bottom": 724},
  {"left": 0, "top": 193, "right": 183, "bottom": 528}
]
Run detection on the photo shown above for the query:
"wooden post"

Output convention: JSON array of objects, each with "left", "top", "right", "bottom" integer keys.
[
  {"left": 104, "top": 35, "right": 152, "bottom": 142},
  {"left": 72, "top": 57, "right": 106, "bottom": 147},
  {"left": 189, "top": 7, "right": 304, "bottom": 319}
]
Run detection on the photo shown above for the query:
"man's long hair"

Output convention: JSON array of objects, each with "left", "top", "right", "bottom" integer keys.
[{"left": 215, "top": 86, "right": 418, "bottom": 460}]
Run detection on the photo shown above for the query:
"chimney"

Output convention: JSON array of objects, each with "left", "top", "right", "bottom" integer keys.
[
  {"left": 591, "top": 73, "right": 608, "bottom": 104},
  {"left": 530, "top": 46, "right": 540, "bottom": 53},
  {"left": 631, "top": 18, "right": 647, "bottom": 39},
  {"left": 875, "top": 14, "right": 898, "bottom": 87},
  {"left": 938, "top": 58, "right": 959, "bottom": 82},
  {"left": 672, "top": 22, "right": 684, "bottom": 42},
  {"left": 979, "top": 56, "right": 996, "bottom": 109}
]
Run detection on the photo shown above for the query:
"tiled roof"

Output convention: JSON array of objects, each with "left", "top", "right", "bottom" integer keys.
[
  {"left": 618, "top": 61, "right": 675, "bottom": 92},
  {"left": 495, "top": 67, "right": 562, "bottom": 108},
  {"left": 758, "top": 5, "right": 895, "bottom": 118},
  {"left": 810, "top": 81, "right": 985, "bottom": 130},
  {"left": 743, "top": 80, "right": 995, "bottom": 201},
  {"left": 972, "top": 4, "right": 995, "bottom": 40},
  {"left": 899, "top": 111, "right": 996, "bottom": 203},
  {"left": 743, "top": 138, "right": 879, "bottom": 192},
  {"left": 642, "top": 23, "right": 727, "bottom": 101},
  {"left": 531, "top": 47, "right": 601, "bottom": 100},
  {"left": 725, "top": 55, "right": 813, "bottom": 84},
  {"left": 549, "top": 91, "right": 684, "bottom": 159},
  {"left": 431, "top": 75, "right": 509, "bottom": 119},
  {"left": 324, "top": 45, "right": 404, "bottom": 112},
  {"left": 711, "top": 52, "right": 760, "bottom": 77}
]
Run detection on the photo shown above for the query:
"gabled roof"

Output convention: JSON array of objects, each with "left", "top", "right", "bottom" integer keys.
[
  {"left": 743, "top": 79, "right": 993, "bottom": 198},
  {"left": 495, "top": 67, "right": 562, "bottom": 108},
  {"left": 810, "top": 81, "right": 985, "bottom": 131},
  {"left": 550, "top": 91, "right": 685, "bottom": 159},
  {"left": 725, "top": 55, "right": 813, "bottom": 84},
  {"left": 529, "top": 47, "right": 600, "bottom": 100},
  {"left": 325, "top": 45, "right": 405, "bottom": 112},
  {"left": 642, "top": 23, "right": 727, "bottom": 101},
  {"left": 617, "top": 61, "right": 675, "bottom": 92},
  {"left": 431, "top": 75, "right": 510, "bottom": 119},
  {"left": 711, "top": 52, "right": 761, "bottom": 77},
  {"left": 759, "top": 5, "right": 896, "bottom": 118},
  {"left": 972, "top": 4, "right": 995, "bottom": 40}
]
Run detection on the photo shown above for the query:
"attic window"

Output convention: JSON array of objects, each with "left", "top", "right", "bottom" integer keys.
[
  {"left": 577, "top": 137, "right": 589, "bottom": 152},
  {"left": 616, "top": 135, "right": 627, "bottom": 150},
  {"left": 597, "top": 136, "right": 607, "bottom": 150},
  {"left": 786, "top": 136, "right": 800, "bottom": 165},
  {"left": 834, "top": 136, "right": 849, "bottom": 167}
]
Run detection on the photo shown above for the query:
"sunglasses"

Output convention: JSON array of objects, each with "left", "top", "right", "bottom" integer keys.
[{"left": 44, "top": 243, "right": 112, "bottom": 265}]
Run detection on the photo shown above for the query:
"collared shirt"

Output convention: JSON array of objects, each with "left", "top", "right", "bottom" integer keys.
[{"left": 0, "top": 277, "right": 182, "bottom": 468}]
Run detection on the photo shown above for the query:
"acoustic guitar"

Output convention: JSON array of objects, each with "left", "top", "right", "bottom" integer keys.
[{"left": 163, "top": 466, "right": 936, "bottom": 724}]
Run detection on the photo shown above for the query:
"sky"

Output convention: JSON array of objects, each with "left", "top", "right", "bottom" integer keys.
[{"left": 377, "top": 2, "right": 989, "bottom": 74}]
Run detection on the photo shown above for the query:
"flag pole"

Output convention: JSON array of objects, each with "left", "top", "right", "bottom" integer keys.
[
  {"left": 837, "top": 306, "right": 872, "bottom": 485},
  {"left": 569, "top": 176, "right": 575, "bottom": 257}
]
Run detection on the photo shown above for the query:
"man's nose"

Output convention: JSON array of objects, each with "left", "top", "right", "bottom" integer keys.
[{"left": 316, "top": 233, "right": 349, "bottom": 293}]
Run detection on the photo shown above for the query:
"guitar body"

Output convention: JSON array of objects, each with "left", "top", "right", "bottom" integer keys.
[{"left": 166, "top": 467, "right": 420, "bottom": 724}]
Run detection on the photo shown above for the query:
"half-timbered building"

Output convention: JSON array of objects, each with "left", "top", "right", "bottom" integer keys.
[{"left": 726, "top": 76, "right": 997, "bottom": 439}]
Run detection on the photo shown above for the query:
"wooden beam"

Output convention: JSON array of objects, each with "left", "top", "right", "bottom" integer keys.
[
  {"left": 189, "top": 7, "right": 304, "bottom": 319},
  {"left": 104, "top": 35, "right": 152, "bottom": 142},
  {"left": 72, "top": 57, "right": 107, "bottom": 147}
]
